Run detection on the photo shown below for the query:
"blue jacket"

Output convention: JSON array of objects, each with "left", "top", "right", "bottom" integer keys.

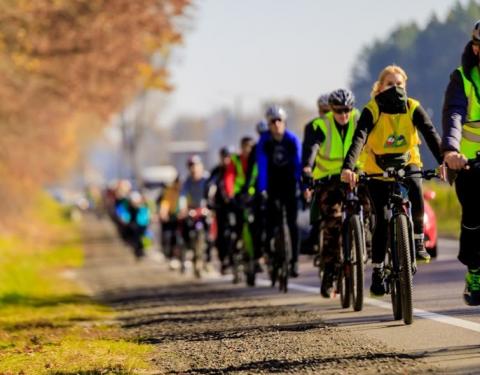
[{"left": 256, "top": 130, "right": 301, "bottom": 193}]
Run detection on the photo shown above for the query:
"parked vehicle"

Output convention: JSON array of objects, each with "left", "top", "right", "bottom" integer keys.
[{"left": 423, "top": 190, "right": 438, "bottom": 258}]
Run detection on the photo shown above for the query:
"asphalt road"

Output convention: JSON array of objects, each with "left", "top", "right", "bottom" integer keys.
[{"left": 246, "top": 238, "right": 480, "bottom": 374}]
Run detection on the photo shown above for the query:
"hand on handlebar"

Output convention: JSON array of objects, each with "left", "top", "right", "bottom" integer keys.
[
  {"left": 444, "top": 151, "right": 469, "bottom": 171},
  {"left": 341, "top": 168, "right": 357, "bottom": 189}
]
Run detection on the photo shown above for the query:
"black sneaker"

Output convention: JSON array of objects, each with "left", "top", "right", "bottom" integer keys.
[
  {"left": 415, "top": 239, "right": 431, "bottom": 263},
  {"left": 464, "top": 268, "right": 480, "bottom": 306},
  {"left": 370, "top": 268, "right": 385, "bottom": 297},
  {"left": 290, "top": 262, "right": 299, "bottom": 278},
  {"left": 321, "top": 264, "right": 335, "bottom": 298}
]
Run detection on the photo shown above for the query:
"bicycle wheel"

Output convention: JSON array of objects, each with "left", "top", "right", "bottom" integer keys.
[
  {"left": 242, "top": 221, "right": 256, "bottom": 287},
  {"left": 279, "top": 208, "right": 292, "bottom": 293},
  {"left": 393, "top": 214, "right": 414, "bottom": 325},
  {"left": 338, "top": 265, "right": 351, "bottom": 308},
  {"left": 350, "top": 215, "right": 366, "bottom": 312},
  {"left": 386, "top": 249, "right": 402, "bottom": 320},
  {"left": 193, "top": 230, "right": 205, "bottom": 279}
]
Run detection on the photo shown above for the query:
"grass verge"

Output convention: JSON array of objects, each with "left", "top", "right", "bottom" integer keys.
[
  {"left": 424, "top": 180, "right": 461, "bottom": 238},
  {"left": 0, "top": 195, "right": 153, "bottom": 374}
]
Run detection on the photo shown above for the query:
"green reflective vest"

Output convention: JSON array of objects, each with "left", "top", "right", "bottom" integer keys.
[
  {"left": 231, "top": 154, "right": 258, "bottom": 195},
  {"left": 312, "top": 110, "right": 359, "bottom": 180},
  {"left": 458, "top": 66, "right": 480, "bottom": 158}
]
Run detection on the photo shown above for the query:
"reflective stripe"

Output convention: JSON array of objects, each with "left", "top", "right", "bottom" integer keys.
[
  {"left": 465, "top": 121, "right": 480, "bottom": 128},
  {"left": 462, "top": 129, "right": 480, "bottom": 143},
  {"left": 323, "top": 116, "right": 333, "bottom": 158}
]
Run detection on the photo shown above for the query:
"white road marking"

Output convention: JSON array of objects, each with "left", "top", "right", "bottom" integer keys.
[{"left": 267, "top": 280, "right": 480, "bottom": 333}]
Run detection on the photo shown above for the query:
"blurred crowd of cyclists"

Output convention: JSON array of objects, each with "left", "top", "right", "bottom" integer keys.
[{"left": 83, "top": 20, "right": 480, "bottom": 308}]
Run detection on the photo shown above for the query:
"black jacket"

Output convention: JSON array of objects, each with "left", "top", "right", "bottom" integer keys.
[{"left": 442, "top": 69, "right": 468, "bottom": 153}]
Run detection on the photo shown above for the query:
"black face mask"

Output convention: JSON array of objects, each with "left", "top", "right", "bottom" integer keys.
[{"left": 375, "top": 85, "right": 408, "bottom": 114}]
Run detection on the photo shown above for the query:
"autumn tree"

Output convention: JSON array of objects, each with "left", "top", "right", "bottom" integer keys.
[{"left": 0, "top": 0, "right": 191, "bottom": 227}]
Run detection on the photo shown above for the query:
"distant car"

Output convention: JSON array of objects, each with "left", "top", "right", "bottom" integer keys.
[{"left": 423, "top": 190, "right": 438, "bottom": 258}]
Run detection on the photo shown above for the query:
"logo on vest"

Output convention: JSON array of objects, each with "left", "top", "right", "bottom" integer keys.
[{"left": 384, "top": 134, "right": 406, "bottom": 148}]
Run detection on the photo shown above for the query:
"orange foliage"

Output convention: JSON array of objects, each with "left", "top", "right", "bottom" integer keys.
[{"left": 0, "top": 0, "right": 191, "bottom": 226}]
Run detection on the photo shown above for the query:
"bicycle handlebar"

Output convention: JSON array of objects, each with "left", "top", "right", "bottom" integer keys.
[{"left": 358, "top": 168, "right": 440, "bottom": 183}]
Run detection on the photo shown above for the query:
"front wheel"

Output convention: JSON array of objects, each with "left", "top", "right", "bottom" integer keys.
[
  {"left": 193, "top": 230, "right": 205, "bottom": 279},
  {"left": 393, "top": 214, "right": 414, "bottom": 325},
  {"left": 338, "top": 265, "right": 351, "bottom": 309},
  {"left": 350, "top": 215, "right": 366, "bottom": 312}
]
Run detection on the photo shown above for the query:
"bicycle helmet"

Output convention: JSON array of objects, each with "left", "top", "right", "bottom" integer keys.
[
  {"left": 219, "top": 146, "right": 234, "bottom": 158},
  {"left": 473, "top": 20, "right": 480, "bottom": 43},
  {"left": 256, "top": 120, "right": 268, "bottom": 133},
  {"left": 328, "top": 88, "right": 355, "bottom": 107},
  {"left": 316, "top": 93, "right": 330, "bottom": 108},
  {"left": 265, "top": 105, "right": 287, "bottom": 122}
]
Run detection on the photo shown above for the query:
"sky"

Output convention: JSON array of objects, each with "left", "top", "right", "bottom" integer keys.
[{"left": 161, "top": 0, "right": 472, "bottom": 125}]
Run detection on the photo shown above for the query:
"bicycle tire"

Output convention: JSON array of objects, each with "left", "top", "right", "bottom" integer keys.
[
  {"left": 350, "top": 215, "right": 366, "bottom": 312},
  {"left": 338, "top": 265, "right": 351, "bottom": 308},
  {"left": 279, "top": 207, "right": 292, "bottom": 293},
  {"left": 386, "top": 249, "right": 402, "bottom": 320},
  {"left": 193, "top": 230, "right": 205, "bottom": 279},
  {"left": 393, "top": 214, "right": 414, "bottom": 325}
]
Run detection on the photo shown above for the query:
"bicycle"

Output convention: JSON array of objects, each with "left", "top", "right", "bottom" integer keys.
[
  {"left": 359, "top": 167, "right": 439, "bottom": 325},
  {"left": 310, "top": 177, "right": 369, "bottom": 307}
]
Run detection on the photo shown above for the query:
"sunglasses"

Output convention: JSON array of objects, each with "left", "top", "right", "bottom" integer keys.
[
  {"left": 332, "top": 107, "right": 352, "bottom": 114},
  {"left": 269, "top": 118, "right": 283, "bottom": 124}
]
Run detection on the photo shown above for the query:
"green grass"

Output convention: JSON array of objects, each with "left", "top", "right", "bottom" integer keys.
[
  {"left": 424, "top": 180, "right": 461, "bottom": 238},
  {"left": 0, "top": 195, "right": 154, "bottom": 374}
]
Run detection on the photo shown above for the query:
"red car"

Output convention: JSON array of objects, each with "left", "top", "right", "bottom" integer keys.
[{"left": 423, "top": 190, "right": 438, "bottom": 258}]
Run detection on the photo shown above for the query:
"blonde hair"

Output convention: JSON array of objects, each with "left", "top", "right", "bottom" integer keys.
[{"left": 370, "top": 65, "right": 408, "bottom": 98}]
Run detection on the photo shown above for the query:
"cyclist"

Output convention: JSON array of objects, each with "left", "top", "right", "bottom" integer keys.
[
  {"left": 242, "top": 121, "right": 269, "bottom": 267},
  {"left": 442, "top": 20, "right": 480, "bottom": 306},
  {"left": 303, "top": 89, "right": 362, "bottom": 297},
  {"left": 126, "top": 191, "right": 152, "bottom": 259},
  {"left": 257, "top": 105, "right": 302, "bottom": 277},
  {"left": 158, "top": 174, "right": 182, "bottom": 265},
  {"left": 341, "top": 64, "right": 442, "bottom": 296},
  {"left": 208, "top": 147, "right": 236, "bottom": 273},
  {"left": 179, "top": 155, "right": 212, "bottom": 265},
  {"left": 302, "top": 93, "right": 331, "bottom": 174}
]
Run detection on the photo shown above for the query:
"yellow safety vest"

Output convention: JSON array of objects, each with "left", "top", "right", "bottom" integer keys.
[
  {"left": 363, "top": 97, "right": 422, "bottom": 174},
  {"left": 458, "top": 66, "right": 480, "bottom": 159},
  {"left": 312, "top": 109, "right": 359, "bottom": 180}
]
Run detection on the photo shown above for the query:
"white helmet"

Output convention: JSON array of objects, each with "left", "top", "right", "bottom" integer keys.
[
  {"left": 473, "top": 20, "right": 480, "bottom": 43},
  {"left": 265, "top": 105, "right": 287, "bottom": 122}
]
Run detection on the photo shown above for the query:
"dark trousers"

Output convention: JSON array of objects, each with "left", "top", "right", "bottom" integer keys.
[
  {"left": 266, "top": 192, "right": 299, "bottom": 264},
  {"left": 456, "top": 169, "right": 480, "bottom": 268},
  {"left": 367, "top": 165, "right": 424, "bottom": 264}
]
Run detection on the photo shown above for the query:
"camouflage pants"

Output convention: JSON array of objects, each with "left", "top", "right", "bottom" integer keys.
[{"left": 311, "top": 180, "right": 371, "bottom": 265}]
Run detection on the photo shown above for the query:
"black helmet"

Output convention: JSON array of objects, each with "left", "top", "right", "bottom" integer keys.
[
  {"left": 473, "top": 20, "right": 480, "bottom": 43},
  {"left": 265, "top": 105, "right": 287, "bottom": 122},
  {"left": 328, "top": 88, "right": 355, "bottom": 107},
  {"left": 219, "top": 146, "right": 233, "bottom": 158},
  {"left": 316, "top": 93, "right": 330, "bottom": 108}
]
